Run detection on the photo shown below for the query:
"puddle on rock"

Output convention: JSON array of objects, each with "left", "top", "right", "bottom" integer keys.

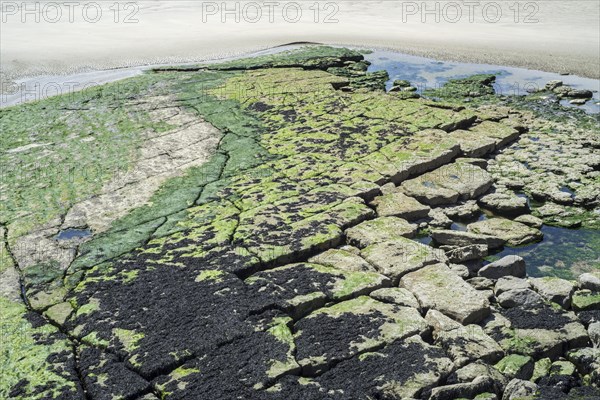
[{"left": 55, "top": 228, "right": 92, "bottom": 241}]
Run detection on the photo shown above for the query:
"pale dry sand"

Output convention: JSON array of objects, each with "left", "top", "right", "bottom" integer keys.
[{"left": 1, "top": 0, "right": 599, "bottom": 83}]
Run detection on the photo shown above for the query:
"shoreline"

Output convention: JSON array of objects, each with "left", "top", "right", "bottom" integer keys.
[{"left": 2, "top": 42, "right": 599, "bottom": 109}]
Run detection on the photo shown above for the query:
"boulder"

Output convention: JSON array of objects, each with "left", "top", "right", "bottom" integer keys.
[
  {"left": 467, "top": 277, "right": 495, "bottom": 290},
  {"left": 441, "top": 244, "right": 488, "bottom": 263},
  {"left": 497, "top": 289, "right": 545, "bottom": 308},
  {"left": 549, "top": 360, "right": 576, "bottom": 376},
  {"left": 588, "top": 321, "right": 600, "bottom": 347},
  {"left": 345, "top": 216, "right": 417, "bottom": 248},
  {"left": 450, "top": 361, "right": 508, "bottom": 393},
  {"left": 478, "top": 256, "right": 526, "bottom": 279},
  {"left": 369, "top": 191, "right": 430, "bottom": 220},
  {"left": 579, "top": 272, "right": 600, "bottom": 292},
  {"left": 431, "top": 229, "right": 505, "bottom": 250},
  {"left": 478, "top": 192, "right": 528, "bottom": 216},
  {"left": 361, "top": 238, "right": 447, "bottom": 284},
  {"left": 514, "top": 214, "right": 543, "bottom": 229},
  {"left": 572, "top": 290, "right": 600, "bottom": 311},
  {"left": 426, "top": 310, "right": 504, "bottom": 367},
  {"left": 449, "top": 263, "right": 470, "bottom": 279},
  {"left": 494, "top": 276, "right": 530, "bottom": 296},
  {"left": 502, "top": 378, "right": 538, "bottom": 400},
  {"left": 429, "top": 376, "right": 496, "bottom": 400},
  {"left": 531, "top": 358, "right": 552, "bottom": 383},
  {"left": 450, "top": 129, "right": 497, "bottom": 158},
  {"left": 495, "top": 355, "right": 534, "bottom": 380},
  {"left": 443, "top": 200, "right": 481, "bottom": 220},
  {"left": 467, "top": 218, "right": 542, "bottom": 247},
  {"left": 400, "top": 263, "right": 490, "bottom": 324},
  {"left": 529, "top": 277, "right": 575, "bottom": 309}
]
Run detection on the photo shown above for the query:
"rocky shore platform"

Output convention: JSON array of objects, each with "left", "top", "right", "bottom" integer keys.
[{"left": 1, "top": 46, "right": 599, "bottom": 399}]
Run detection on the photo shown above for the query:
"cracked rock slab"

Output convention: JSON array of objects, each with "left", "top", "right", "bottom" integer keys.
[
  {"left": 401, "top": 162, "right": 493, "bottom": 206},
  {"left": 344, "top": 216, "right": 418, "bottom": 248},
  {"left": 400, "top": 263, "right": 491, "bottom": 324},
  {"left": 369, "top": 191, "right": 431, "bottom": 220},
  {"left": 245, "top": 262, "right": 390, "bottom": 319},
  {"left": 468, "top": 218, "right": 543, "bottom": 247},
  {"left": 361, "top": 238, "right": 447, "bottom": 284},
  {"left": 426, "top": 309, "right": 504, "bottom": 367},
  {"left": 294, "top": 296, "right": 427, "bottom": 376}
]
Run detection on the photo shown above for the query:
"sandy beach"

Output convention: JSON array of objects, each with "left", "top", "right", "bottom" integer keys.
[{"left": 1, "top": 0, "right": 599, "bottom": 84}]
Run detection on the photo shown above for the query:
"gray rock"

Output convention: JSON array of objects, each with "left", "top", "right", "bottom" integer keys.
[
  {"left": 361, "top": 238, "right": 447, "bottom": 284},
  {"left": 452, "top": 361, "right": 508, "bottom": 392},
  {"left": 449, "top": 263, "right": 470, "bottom": 279},
  {"left": 369, "top": 191, "right": 431, "bottom": 220},
  {"left": 401, "top": 263, "right": 490, "bottom": 324},
  {"left": 429, "top": 208, "right": 454, "bottom": 229},
  {"left": 468, "top": 277, "right": 495, "bottom": 290},
  {"left": 529, "top": 277, "right": 575, "bottom": 309},
  {"left": 572, "top": 289, "right": 600, "bottom": 311},
  {"left": 370, "top": 287, "right": 421, "bottom": 311},
  {"left": 567, "top": 347, "right": 600, "bottom": 375},
  {"left": 502, "top": 379, "right": 538, "bottom": 400},
  {"left": 513, "top": 214, "right": 543, "bottom": 229},
  {"left": 479, "top": 191, "right": 529, "bottom": 216},
  {"left": 401, "top": 163, "right": 493, "bottom": 206},
  {"left": 497, "top": 289, "right": 545, "bottom": 308},
  {"left": 345, "top": 216, "right": 418, "bottom": 248},
  {"left": 431, "top": 229, "right": 505, "bottom": 250},
  {"left": 494, "top": 276, "right": 530, "bottom": 296},
  {"left": 495, "top": 355, "right": 535, "bottom": 380},
  {"left": 468, "top": 218, "right": 542, "bottom": 247},
  {"left": 426, "top": 310, "right": 504, "bottom": 367},
  {"left": 570, "top": 98, "right": 587, "bottom": 105},
  {"left": 443, "top": 200, "right": 481, "bottom": 220},
  {"left": 589, "top": 321, "right": 600, "bottom": 347},
  {"left": 442, "top": 244, "right": 488, "bottom": 263},
  {"left": 308, "top": 247, "right": 375, "bottom": 272},
  {"left": 579, "top": 272, "right": 600, "bottom": 291},
  {"left": 545, "top": 80, "right": 563, "bottom": 91},
  {"left": 429, "top": 376, "right": 496, "bottom": 400},
  {"left": 478, "top": 256, "right": 526, "bottom": 279}
]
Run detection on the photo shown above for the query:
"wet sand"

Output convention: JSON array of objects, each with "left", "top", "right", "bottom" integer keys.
[{"left": 1, "top": 1, "right": 598, "bottom": 83}]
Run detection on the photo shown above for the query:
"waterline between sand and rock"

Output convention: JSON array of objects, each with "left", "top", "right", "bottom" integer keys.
[{"left": 0, "top": 46, "right": 599, "bottom": 400}]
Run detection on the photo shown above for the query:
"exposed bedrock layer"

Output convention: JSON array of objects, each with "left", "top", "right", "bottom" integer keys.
[{"left": 1, "top": 46, "right": 599, "bottom": 399}]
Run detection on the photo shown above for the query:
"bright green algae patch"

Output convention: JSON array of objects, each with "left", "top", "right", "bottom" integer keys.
[{"left": 0, "top": 297, "right": 79, "bottom": 399}]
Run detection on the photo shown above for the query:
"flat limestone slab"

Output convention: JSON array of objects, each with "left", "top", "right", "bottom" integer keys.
[
  {"left": 467, "top": 218, "right": 543, "bottom": 247},
  {"left": 361, "top": 238, "right": 447, "bottom": 284},
  {"left": 401, "top": 163, "right": 493, "bottom": 206},
  {"left": 369, "top": 191, "right": 431, "bottom": 220},
  {"left": 345, "top": 216, "right": 418, "bottom": 248},
  {"left": 400, "top": 263, "right": 491, "bottom": 324}
]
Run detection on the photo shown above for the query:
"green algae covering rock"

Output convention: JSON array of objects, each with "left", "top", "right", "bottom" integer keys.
[
  {"left": 400, "top": 263, "right": 491, "bottom": 324},
  {"left": 345, "top": 216, "right": 418, "bottom": 248},
  {"left": 361, "top": 238, "right": 447, "bottom": 284},
  {"left": 0, "top": 297, "right": 82, "bottom": 399},
  {"left": 401, "top": 162, "right": 493, "bottom": 206},
  {"left": 468, "top": 218, "right": 543, "bottom": 247},
  {"left": 426, "top": 309, "right": 504, "bottom": 367},
  {"left": 369, "top": 191, "right": 431, "bottom": 220},
  {"left": 294, "top": 296, "right": 427, "bottom": 376}
]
